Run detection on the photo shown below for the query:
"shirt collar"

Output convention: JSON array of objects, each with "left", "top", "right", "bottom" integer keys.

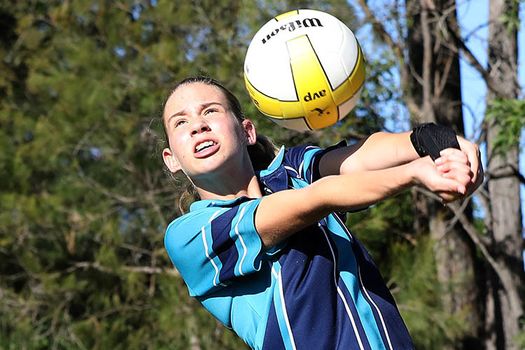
[
  {"left": 189, "top": 196, "right": 253, "bottom": 211},
  {"left": 259, "top": 146, "right": 285, "bottom": 177},
  {"left": 189, "top": 146, "right": 287, "bottom": 212}
]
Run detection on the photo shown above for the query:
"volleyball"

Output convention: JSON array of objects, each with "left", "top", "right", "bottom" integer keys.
[{"left": 244, "top": 9, "right": 365, "bottom": 131}]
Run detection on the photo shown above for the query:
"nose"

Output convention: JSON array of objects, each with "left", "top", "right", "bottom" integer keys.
[{"left": 190, "top": 117, "right": 211, "bottom": 136}]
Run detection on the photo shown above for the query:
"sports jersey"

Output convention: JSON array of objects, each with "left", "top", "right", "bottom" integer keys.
[{"left": 164, "top": 143, "right": 414, "bottom": 350}]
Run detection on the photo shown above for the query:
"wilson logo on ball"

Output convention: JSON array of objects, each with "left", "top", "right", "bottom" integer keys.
[
  {"left": 244, "top": 9, "right": 365, "bottom": 131},
  {"left": 261, "top": 17, "right": 324, "bottom": 44}
]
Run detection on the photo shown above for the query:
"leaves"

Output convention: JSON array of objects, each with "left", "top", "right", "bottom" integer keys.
[
  {"left": 485, "top": 98, "right": 525, "bottom": 154},
  {"left": 0, "top": 0, "right": 482, "bottom": 349}
]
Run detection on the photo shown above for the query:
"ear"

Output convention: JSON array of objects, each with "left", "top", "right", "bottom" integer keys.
[
  {"left": 162, "top": 147, "right": 182, "bottom": 173},
  {"left": 242, "top": 119, "right": 257, "bottom": 146}
]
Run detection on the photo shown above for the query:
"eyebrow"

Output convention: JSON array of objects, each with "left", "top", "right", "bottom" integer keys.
[{"left": 166, "top": 101, "right": 224, "bottom": 124}]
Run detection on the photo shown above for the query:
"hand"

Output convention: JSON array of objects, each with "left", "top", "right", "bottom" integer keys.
[
  {"left": 434, "top": 148, "right": 475, "bottom": 202},
  {"left": 411, "top": 153, "right": 472, "bottom": 203},
  {"left": 446, "top": 136, "right": 484, "bottom": 196}
]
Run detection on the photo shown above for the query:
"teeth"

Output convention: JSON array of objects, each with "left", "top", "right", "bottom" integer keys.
[{"left": 196, "top": 141, "right": 214, "bottom": 152}]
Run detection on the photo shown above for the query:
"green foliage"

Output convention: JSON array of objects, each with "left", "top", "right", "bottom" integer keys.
[
  {"left": 485, "top": 98, "right": 525, "bottom": 153},
  {"left": 499, "top": 0, "right": 522, "bottom": 33},
  {"left": 514, "top": 319, "right": 525, "bottom": 350},
  {"left": 0, "top": 0, "right": 253, "bottom": 348},
  {"left": 0, "top": 0, "right": 471, "bottom": 348},
  {"left": 390, "top": 236, "right": 468, "bottom": 350}
]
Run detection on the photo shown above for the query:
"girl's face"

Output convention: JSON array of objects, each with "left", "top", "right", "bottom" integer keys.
[{"left": 162, "top": 82, "right": 256, "bottom": 180}]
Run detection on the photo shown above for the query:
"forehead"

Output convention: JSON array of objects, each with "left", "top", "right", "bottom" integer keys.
[{"left": 164, "top": 82, "right": 227, "bottom": 114}]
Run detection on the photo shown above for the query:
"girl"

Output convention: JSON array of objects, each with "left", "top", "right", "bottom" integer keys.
[{"left": 161, "top": 76, "right": 482, "bottom": 350}]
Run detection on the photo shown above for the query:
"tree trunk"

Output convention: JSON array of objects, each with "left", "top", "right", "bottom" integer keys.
[
  {"left": 406, "top": 0, "right": 482, "bottom": 348},
  {"left": 485, "top": 1, "right": 524, "bottom": 349}
]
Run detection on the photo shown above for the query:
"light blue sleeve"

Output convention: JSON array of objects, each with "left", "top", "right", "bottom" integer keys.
[{"left": 164, "top": 198, "right": 264, "bottom": 297}]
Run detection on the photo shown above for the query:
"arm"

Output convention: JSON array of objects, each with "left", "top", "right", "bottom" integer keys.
[
  {"left": 318, "top": 131, "right": 418, "bottom": 177},
  {"left": 318, "top": 130, "right": 483, "bottom": 194},
  {"left": 255, "top": 154, "right": 470, "bottom": 249}
]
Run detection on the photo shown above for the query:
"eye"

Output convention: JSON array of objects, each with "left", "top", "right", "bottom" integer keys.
[
  {"left": 174, "top": 118, "right": 187, "bottom": 128},
  {"left": 204, "top": 107, "right": 218, "bottom": 115}
]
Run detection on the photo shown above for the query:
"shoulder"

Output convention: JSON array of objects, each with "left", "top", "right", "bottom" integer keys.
[
  {"left": 284, "top": 144, "right": 322, "bottom": 164},
  {"left": 264, "top": 142, "right": 347, "bottom": 184},
  {"left": 164, "top": 197, "right": 266, "bottom": 297},
  {"left": 164, "top": 198, "right": 262, "bottom": 253},
  {"left": 165, "top": 206, "right": 221, "bottom": 235},
  {"left": 165, "top": 207, "right": 223, "bottom": 252},
  {"left": 261, "top": 144, "right": 323, "bottom": 174}
]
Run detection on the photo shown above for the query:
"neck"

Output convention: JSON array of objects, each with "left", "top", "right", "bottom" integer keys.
[
  {"left": 196, "top": 174, "right": 262, "bottom": 201},
  {"left": 193, "top": 154, "right": 263, "bottom": 201}
]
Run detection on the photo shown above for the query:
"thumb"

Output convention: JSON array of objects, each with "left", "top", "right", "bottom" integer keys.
[{"left": 429, "top": 176, "right": 466, "bottom": 195}]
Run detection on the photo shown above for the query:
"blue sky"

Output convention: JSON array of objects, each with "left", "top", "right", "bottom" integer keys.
[
  {"left": 458, "top": 0, "right": 524, "bottom": 138},
  {"left": 353, "top": 0, "right": 524, "bottom": 226},
  {"left": 457, "top": 0, "right": 524, "bottom": 227}
]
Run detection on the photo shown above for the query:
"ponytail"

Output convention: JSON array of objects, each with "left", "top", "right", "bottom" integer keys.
[
  {"left": 248, "top": 135, "right": 279, "bottom": 171},
  {"left": 176, "top": 177, "right": 199, "bottom": 215}
]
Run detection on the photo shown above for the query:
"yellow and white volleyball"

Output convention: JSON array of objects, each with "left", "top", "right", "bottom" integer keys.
[{"left": 244, "top": 9, "right": 365, "bottom": 131}]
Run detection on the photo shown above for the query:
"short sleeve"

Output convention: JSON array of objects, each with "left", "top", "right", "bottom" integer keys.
[
  {"left": 164, "top": 198, "right": 264, "bottom": 297},
  {"left": 284, "top": 141, "right": 347, "bottom": 183}
]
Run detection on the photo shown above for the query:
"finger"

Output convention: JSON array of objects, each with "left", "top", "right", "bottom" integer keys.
[
  {"left": 440, "top": 147, "right": 467, "bottom": 158},
  {"left": 437, "top": 161, "right": 473, "bottom": 177},
  {"left": 436, "top": 150, "right": 469, "bottom": 166},
  {"left": 465, "top": 166, "right": 485, "bottom": 196},
  {"left": 430, "top": 176, "right": 466, "bottom": 195},
  {"left": 437, "top": 191, "right": 462, "bottom": 203},
  {"left": 441, "top": 171, "right": 472, "bottom": 188},
  {"left": 457, "top": 137, "right": 481, "bottom": 184}
]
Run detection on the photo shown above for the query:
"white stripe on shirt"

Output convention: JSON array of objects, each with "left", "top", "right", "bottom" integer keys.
[
  {"left": 358, "top": 268, "right": 394, "bottom": 350},
  {"left": 202, "top": 210, "right": 223, "bottom": 287},
  {"left": 320, "top": 224, "right": 365, "bottom": 350},
  {"left": 235, "top": 205, "right": 249, "bottom": 276},
  {"left": 277, "top": 268, "right": 298, "bottom": 350},
  {"left": 331, "top": 213, "right": 393, "bottom": 348}
]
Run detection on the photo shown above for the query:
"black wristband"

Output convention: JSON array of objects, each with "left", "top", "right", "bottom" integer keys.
[{"left": 410, "top": 123, "right": 460, "bottom": 160}]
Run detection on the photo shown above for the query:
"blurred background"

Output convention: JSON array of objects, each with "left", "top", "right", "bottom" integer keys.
[{"left": 0, "top": 0, "right": 523, "bottom": 349}]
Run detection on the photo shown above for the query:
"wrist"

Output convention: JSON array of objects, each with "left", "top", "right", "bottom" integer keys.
[
  {"left": 410, "top": 123, "right": 460, "bottom": 160},
  {"left": 410, "top": 127, "right": 428, "bottom": 158},
  {"left": 405, "top": 158, "right": 423, "bottom": 187}
]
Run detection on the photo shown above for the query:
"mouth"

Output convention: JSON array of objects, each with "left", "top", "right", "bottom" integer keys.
[{"left": 194, "top": 140, "right": 219, "bottom": 158}]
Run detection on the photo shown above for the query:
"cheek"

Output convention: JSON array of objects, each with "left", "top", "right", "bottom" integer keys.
[
  {"left": 214, "top": 118, "right": 243, "bottom": 141},
  {"left": 167, "top": 132, "right": 188, "bottom": 157}
]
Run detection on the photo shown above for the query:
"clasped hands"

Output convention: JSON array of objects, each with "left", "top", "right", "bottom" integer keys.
[{"left": 412, "top": 136, "right": 484, "bottom": 203}]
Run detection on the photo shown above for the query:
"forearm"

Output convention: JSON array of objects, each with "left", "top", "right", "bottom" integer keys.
[
  {"left": 256, "top": 163, "right": 415, "bottom": 248},
  {"left": 340, "top": 131, "right": 419, "bottom": 173},
  {"left": 315, "top": 163, "right": 414, "bottom": 211}
]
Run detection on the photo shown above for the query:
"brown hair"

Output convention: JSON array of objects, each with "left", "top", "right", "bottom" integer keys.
[{"left": 162, "top": 76, "right": 278, "bottom": 213}]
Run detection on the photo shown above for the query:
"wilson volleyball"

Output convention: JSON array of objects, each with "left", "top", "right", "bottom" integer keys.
[{"left": 244, "top": 9, "right": 365, "bottom": 131}]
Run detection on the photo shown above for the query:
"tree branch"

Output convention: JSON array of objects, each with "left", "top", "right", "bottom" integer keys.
[
  {"left": 356, "top": 0, "right": 405, "bottom": 61},
  {"left": 356, "top": 0, "right": 422, "bottom": 119},
  {"left": 420, "top": 0, "right": 434, "bottom": 120},
  {"left": 486, "top": 164, "right": 525, "bottom": 184},
  {"left": 414, "top": 187, "right": 508, "bottom": 288},
  {"left": 442, "top": 17, "right": 502, "bottom": 96}
]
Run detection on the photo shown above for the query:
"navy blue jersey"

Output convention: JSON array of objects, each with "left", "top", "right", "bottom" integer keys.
[{"left": 164, "top": 144, "right": 414, "bottom": 350}]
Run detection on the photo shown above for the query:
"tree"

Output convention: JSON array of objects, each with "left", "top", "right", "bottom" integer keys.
[
  {"left": 8, "top": 0, "right": 519, "bottom": 348},
  {"left": 405, "top": 1, "right": 482, "bottom": 348},
  {"left": 0, "top": 1, "right": 364, "bottom": 349},
  {"left": 356, "top": 0, "right": 524, "bottom": 348},
  {"left": 484, "top": 1, "right": 524, "bottom": 348},
  {"left": 0, "top": 1, "right": 249, "bottom": 348},
  {"left": 357, "top": 1, "right": 482, "bottom": 347}
]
